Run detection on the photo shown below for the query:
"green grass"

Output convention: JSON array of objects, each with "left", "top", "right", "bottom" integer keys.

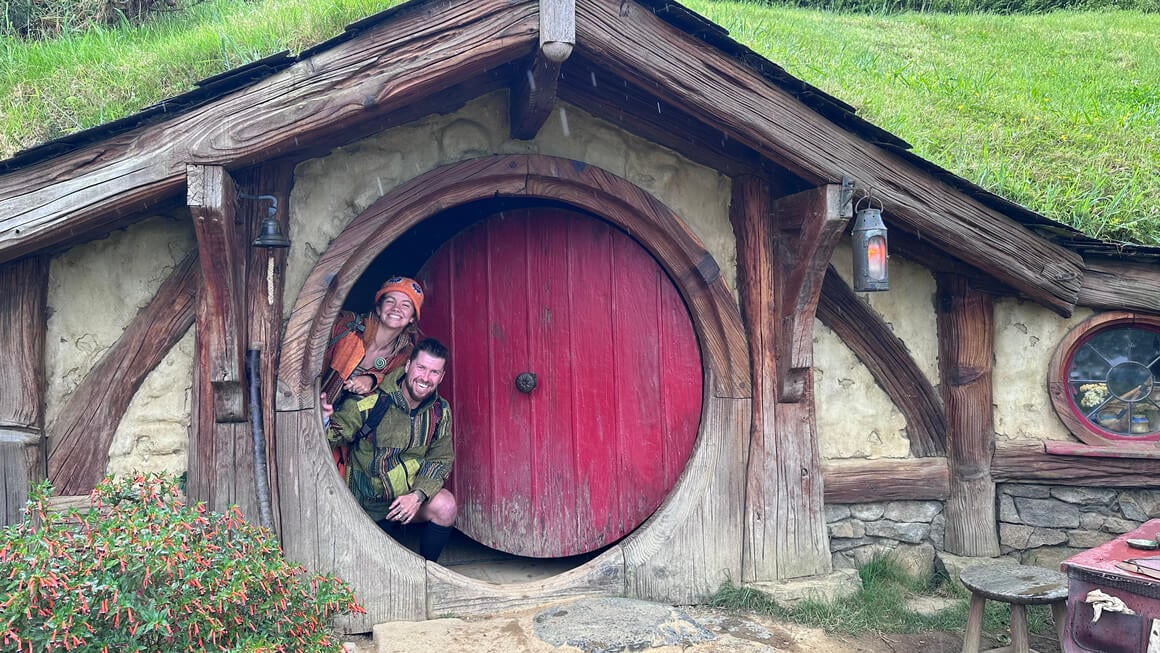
[
  {"left": 684, "top": 1, "right": 1160, "bottom": 245},
  {"left": 709, "top": 556, "right": 1058, "bottom": 645},
  {"left": 2, "top": 0, "right": 1158, "bottom": 246}
]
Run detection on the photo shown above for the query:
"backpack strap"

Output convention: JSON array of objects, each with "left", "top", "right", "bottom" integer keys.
[{"left": 352, "top": 389, "right": 392, "bottom": 445}]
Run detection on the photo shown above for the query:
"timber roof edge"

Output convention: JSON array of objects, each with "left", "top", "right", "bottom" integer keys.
[{"left": 1, "top": 0, "right": 1155, "bottom": 261}]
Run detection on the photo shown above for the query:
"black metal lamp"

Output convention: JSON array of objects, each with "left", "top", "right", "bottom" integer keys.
[
  {"left": 241, "top": 194, "right": 290, "bottom": 249},
  {"left": 851, "top": 195, "right": 889, "bottom": 292}
]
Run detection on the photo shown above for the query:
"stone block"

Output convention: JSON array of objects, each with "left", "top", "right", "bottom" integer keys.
[
  {"left": 825, "top": 504, "right": 851, "bottom": 523},
  {"left": 1051, "top": 487, "right": 1117, "bottom": 505},
  {"left": 1002, "top": 484, "right": 1052, "bottom": 499},
  {"left": 890, "top": 543, "right": 936, "bottom": 581},
  {"left": 864, "top": 519, "right": 929, "bottom": 544},
  {"left": 1079, "top": 511, "right": 1106, "bottom": 531},
  {"left": 1027, "top": 527, "right": 1068, "bottom": 548},
  {"left": 998, "top": 494, "right": 1020, "bottom": 523},
  {"left": 1020, "top": 545, "right": 1085, "bottom": 571},
  {"left": 1067, "top": 530, "right": 1113, "bottom": 549},
  {"left": 850, "top": 503, "right": 885, "bottom": 521},
  {"left": 1102, "top": 517, "right": 1141, "bottom": 534},
  {"left": 883, "top": 501, "right": 942, "bottom": 523},
  {"left": 999, "top": 523, "right": 1033, "bottom": 548},
  {"left": 828, "top": 519, "right": 865, "bottom": 539},
  {"left": 1118, "top": 490, "right": 1160, "bottom": 522},
  {"left": 1014, "top": 497, "right": 1080, "bottom": 528},
  {"left": 830, "top": 536, "right": 875, "bottom": 553},
  {"left": 930, "top": 512, "right": 945, "bottom": 550},
  {"left": 745, "top": 569, "right": 861, "bottom": 607}
]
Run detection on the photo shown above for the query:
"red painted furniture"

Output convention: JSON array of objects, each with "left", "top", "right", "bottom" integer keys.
[
  {"left": 419, "top": 207, "right": 702, "bottom": 558},
  {"left": 1061, "top": 519, "right": 1160, "bottom": 653}
]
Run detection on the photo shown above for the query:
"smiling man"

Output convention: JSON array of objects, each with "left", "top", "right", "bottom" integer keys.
[{"left": 322, "top": 337, "right": 457, "bottom": 561}]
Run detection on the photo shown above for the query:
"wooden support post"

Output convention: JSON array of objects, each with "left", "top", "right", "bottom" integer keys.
[
  {"left": 188, "top": 164, "right": 246, "bottom": 422},
  {"left": 511, "top": 0, "right": 574, "bottom": 139},
  {"left": 732, "top": 176, "right": 845, "bottom": 581},
  {"left": 238, "top": 160, "right": 294, "bottom": 533},
  {"left": 0, "top": 256, "right": 48, "bottom": 524},
  {"left": 937, "top": 275, "right": 1000, "bottom": 556}
]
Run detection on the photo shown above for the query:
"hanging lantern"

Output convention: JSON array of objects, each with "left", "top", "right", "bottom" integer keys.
[{"left": 852, "top": 196, "right": 889, "bottom": 292}]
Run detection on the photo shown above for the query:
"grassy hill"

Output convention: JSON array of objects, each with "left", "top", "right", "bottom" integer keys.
[{"left": 2, "top": 0, "right": 1157, "bottom": 245}]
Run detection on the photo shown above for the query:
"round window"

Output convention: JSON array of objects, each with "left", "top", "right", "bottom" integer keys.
[{"left": 1050, "top": 312, "right": 1160, "bottom": 445}]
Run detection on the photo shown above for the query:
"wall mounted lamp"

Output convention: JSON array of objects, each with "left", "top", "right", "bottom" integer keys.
[
  {"left": 240, "top": 193, "right": 290, "bottom": 249},
  {"left": 851, "top": 195, "right": 889, "bottom": 292}
]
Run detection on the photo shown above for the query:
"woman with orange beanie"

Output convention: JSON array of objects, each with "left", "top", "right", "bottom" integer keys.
[{"left": 321, "top": 276, "right": 425, "bottom": 401}]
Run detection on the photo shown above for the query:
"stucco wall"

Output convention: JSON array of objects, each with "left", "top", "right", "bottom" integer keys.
[
  {"left": 814, "top": 241, "right": 938, "bottom": 459},
  {"left": 46, "top": 214, "right": 196, "bottom": 479},
  {"left": 993, "top": 298, "right": 1093, "bottom": 441},
  {"left": 284, "top": 91, "right": 734, "bottom": 314}
]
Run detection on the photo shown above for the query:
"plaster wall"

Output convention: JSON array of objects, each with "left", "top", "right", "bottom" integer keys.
[
  {"left": 814, "top": 241, "right": 938, "bottom": 459},
  {"left": 285, "top": 92, "right": 734, "bottom": 313},
  {"left": 46, "top": 214, "right": 196, "bottom": 478},
  {"left": 993, "top": 298, "right": 1093, "bottom": 441}
]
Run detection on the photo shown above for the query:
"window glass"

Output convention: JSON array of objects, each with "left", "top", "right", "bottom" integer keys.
[{"left": 1066, "top": 326, "right": 1160, "bottom": 438}]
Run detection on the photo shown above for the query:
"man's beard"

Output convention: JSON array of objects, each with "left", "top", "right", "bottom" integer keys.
[{"left": 403, "top": 375, "right": 434, "bottom": 404}]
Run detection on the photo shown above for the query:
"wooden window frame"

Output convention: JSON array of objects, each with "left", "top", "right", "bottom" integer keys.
[{"left": 1048, "top": 311, "right": 1160, "bottom": 449}]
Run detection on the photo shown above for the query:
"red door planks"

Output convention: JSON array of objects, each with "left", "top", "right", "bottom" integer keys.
[{"left": 418, "top": 207, "right": 702, "bottom": 558}]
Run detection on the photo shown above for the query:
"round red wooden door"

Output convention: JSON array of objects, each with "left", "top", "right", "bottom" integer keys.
[{"left": 417, "top": 207, "right": 703, "bottom": 558}]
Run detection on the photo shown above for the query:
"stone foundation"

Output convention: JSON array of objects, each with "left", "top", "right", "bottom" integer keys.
[{"left": 825, "top": 500, "right": 944, "bottom": 578}]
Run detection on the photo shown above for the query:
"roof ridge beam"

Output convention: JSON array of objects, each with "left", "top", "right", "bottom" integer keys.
[{"left": 511, "top": 0, "right": 574, "bottom": 139}]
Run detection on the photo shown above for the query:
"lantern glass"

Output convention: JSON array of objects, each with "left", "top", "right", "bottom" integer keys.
[{"left": 867, "top": 234, "right": 887, "bottom": 281}]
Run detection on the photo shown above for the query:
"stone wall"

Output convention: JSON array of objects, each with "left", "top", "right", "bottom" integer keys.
[
  {"left": 999, "top": 484, "right": 1160, "bottom": 569},
  {"left": 826, "top": 501, "right": 944, "bottom": 578}
]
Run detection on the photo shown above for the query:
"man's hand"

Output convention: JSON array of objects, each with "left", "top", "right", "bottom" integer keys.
[{"left": 387, "top": 492, "right": 423, "bottom": 524}]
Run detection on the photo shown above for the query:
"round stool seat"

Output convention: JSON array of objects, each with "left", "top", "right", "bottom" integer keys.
[
  {"left": 959, "top": 563, "right": 1068, "bottom": 605},
  {"left": 958, "top": 563, "right": 1069, "bottom": 653}
]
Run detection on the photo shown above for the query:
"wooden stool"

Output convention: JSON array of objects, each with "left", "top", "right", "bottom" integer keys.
[{"left": 959, "top": 563, "right": 1068, "bottom": 653}]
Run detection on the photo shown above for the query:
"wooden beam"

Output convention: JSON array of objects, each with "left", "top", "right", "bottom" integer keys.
[
  {"left": 511, "top": 0, "right": 573, "bottom": 139},
  {"left": 771, "top": 184, "right": 850, "bottom": 402},
  {"left": 731, "top": 175, "right": 829, "bottom": 581},
  {"left": 0, "top": 1, "right": 539, "bottom": 264},
  {"left": 994, "top": 441, "right": 1160, "bottom": 488},
  {"left": 511, "top": 52, "right": 565, "bottom": 140},
  {"left": 188, "top": 164, "right": 246, "bottom": 422},
  {"left": 1, "top": 429, "right": 45, "bottom": 525},
  {"left": 823, "top": 457, "right": 950, "bottom": 503},
  {"left": 1078, "top": 257, "right": 1160, "bottom": 314},
  {"left": 817, "top": 267, "right": 946, "bottom": 457},
  {"left": 575, "top": 0, "right": 1083, "bottom": 316},
  {"left": 47, "top": 251, "right": 198, "bottom": 495},
  {"left": 936, "top": 274, "right": 999, "bottom": 556},
  {"left": 237, "top": 160, "right": 295, "bottom": 532},
  {"left": 0, "top": 257, "right": 47, "bottom": 431}
]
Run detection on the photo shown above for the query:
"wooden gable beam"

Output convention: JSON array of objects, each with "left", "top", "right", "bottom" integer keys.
[
  {"left": 0, "top": 0, "right": 538, "bottom": 265},
  {"left": 511, "top": 0, "right": 574, "bottom": 139},
  {"left": 575, "top": 0, "right": 1083, "bottom": 316},
  {"left": 188, "top": 164, "right": 246, "bottom": 422}
]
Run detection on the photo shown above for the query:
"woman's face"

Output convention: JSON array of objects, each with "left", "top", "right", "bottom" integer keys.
[{"left": 376, "top": 290, "right": 416, "bottom": 330}]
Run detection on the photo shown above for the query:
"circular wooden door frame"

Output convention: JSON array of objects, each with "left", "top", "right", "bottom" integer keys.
[
  {"left": 1048, "top": 310, "right": 1160, "bottom": 446},
  {"left": 276, "top": 155, "right": 750, "bottom": 616}
]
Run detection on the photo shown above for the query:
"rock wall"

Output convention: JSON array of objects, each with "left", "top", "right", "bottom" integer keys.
[
  {"left": 999, "top": 483, "right": 1160, "bottom": 570},
  {"left": 826, "top": 501, "right": 943, "bottom": 579}
]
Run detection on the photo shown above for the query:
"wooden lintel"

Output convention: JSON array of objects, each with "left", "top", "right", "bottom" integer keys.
[
  {"left": 822, "top": 457, "right": 950, "bottom": 503},
  {"left": 188, "top": 164, "right": 246, "bottom": 422},
  {"left": 1078, "top": 257, "right": 1160, "bottom": 314},
  {"left": 47, "top": 251, "right": 198, "bottom": 495},
  {"left": 771, "top": 184, "right": 850, "bottom": 402},
  {"left": 994, "top": 441, "right": 1160, "bottom": 488},
  {"left": 817, "top": 268, "right": 946, "bottom": 457},
  {"left": 511, "top": 51, "right": 565, "bottom": 140}
]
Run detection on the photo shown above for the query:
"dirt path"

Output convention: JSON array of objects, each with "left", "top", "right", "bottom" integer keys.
[{"left": 340, "top": 597, "right": 1061, "bottom": 653}]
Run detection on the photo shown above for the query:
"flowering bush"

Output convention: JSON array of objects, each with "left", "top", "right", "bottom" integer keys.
[
  {"left": 0, "top": 473, "right": 363, "bottom": 652},
  {"left": 1078, "top": 382, "right": 1109, "bottom": 409}
]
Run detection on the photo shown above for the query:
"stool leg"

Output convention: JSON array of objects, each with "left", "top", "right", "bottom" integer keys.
[
  {"left": 962, "top": 593, "right": 986, "bottom": 653},
  {"left": 1009, "top": 604, "right": 1030, "bottom": 653},
  {"left": 1051, "top": 601, "right": 1068, "bottom": 650}
]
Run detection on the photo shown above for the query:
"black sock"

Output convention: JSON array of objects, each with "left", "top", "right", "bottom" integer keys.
[
  {"left": 420, "top": 523, "right": 452, "bottom": 561},
  {"left": 376, "top": 518, "right": 403, "bottom": 541}
]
